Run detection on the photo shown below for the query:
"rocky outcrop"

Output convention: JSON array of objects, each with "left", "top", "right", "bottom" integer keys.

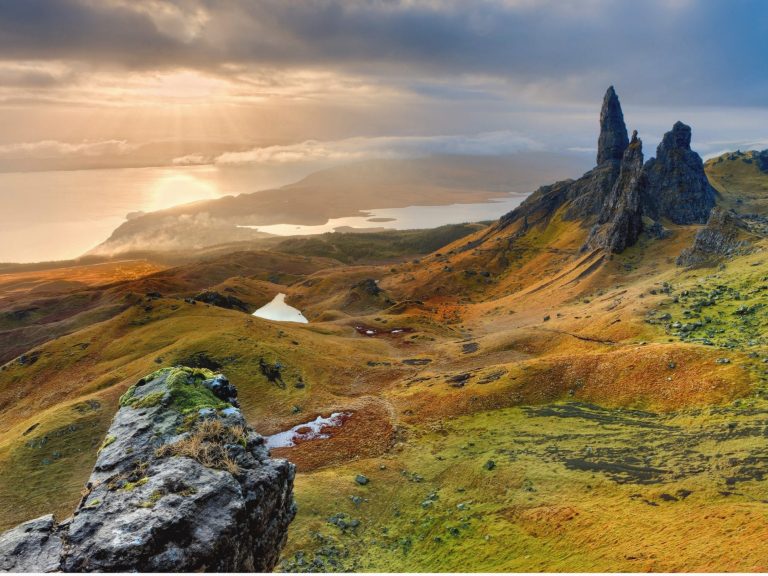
[
  {"left": 676, "top": 207, "right": 751, "bottom": 268},
  {"left": 0, "top": 367, "right": 295, "bottom": 572},
  {"left": 498, "top": 87, "right": 628, "bottom": 232},
  {"left": 193, "top": 290, "right": 249, "bottom": 312},
  {"left": 585, "top": 131, "right": 646, "bottom": 252},
  {"left": 597, "top": 86, "right": 630, "bottom": 165},
  {"left": 642, "top": 121, "right": 717, "bottom": 224},
  {"left": 498, "top": 88, "right": 717, "bottom": 254},
  {"left": 0, "top": 515, "right": 63, "bottom": 573}
]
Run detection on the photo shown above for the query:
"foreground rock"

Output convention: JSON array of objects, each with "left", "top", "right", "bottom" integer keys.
[{"left": 0, "top": 367, "right": 296, "bottom": 572}]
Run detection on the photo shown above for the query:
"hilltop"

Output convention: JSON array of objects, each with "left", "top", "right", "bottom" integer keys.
[{"left": 2, "top": 88, "right": 768, "bottom": 571}]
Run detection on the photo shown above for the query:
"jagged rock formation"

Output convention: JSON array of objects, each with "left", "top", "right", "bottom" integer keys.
[
  {"left": 642, "top": 121, "right": 717, "bottom": 224},
  {"left": 597, "top": 86, "right": 630, "bottom": 165},
  {"left": 498, "top": 87, "right": 627, "bottom": 231},
  {"left": 585, "top": 131, "right": 646, "bottom": 252},
  {"left": 498, "top": 88, "right": 716, "bottom": 254},
  {"left": 676, "top": 207, "right": 751, "bottom": 268},
  {"left": 0, "top": 367, "right": 295, "bottom": 573}
]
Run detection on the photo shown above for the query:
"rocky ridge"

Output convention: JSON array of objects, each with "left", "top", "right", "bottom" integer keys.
[
  {"left": 0, "top": 367, "right": 295, "bottom": 572},
  {"left": 499, "top": 87, "right": 717, "bottom": 253},
  {"left": 642, "top": 121, "right": 717, "bottom": 224},
  {"left": 585, "top": 130, "right": 646, "bottom": 253}
]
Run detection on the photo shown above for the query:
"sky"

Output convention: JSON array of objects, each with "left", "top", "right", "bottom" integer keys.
[{"left": 0, "top": 0, "right": 767, "bottom": 172}]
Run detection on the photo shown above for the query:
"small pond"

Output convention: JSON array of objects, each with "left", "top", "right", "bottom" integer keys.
[{"left": 252, "top": 293, "right": 308, "bottom": 323}]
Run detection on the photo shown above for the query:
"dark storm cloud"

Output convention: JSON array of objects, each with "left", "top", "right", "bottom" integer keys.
[{"left": 0, "top": 0, "right": 767, "bottom": 106}]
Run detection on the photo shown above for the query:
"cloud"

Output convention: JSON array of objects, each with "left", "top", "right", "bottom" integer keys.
[
  {"left": 0, "top": 139, "right": 136, "bottom": 158},
  {"left": 211, "top": 132, "right": 542, "bottom": 166},
  {"left": 0, "top": 0, "right": 767, "bottom": 107},
  {"left": 172, "top": 153, "right": 210, "bottom": 165}
]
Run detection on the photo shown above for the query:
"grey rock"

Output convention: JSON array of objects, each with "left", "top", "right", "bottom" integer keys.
[
  {"left": 642, "top": 121, "right": 717, "bottom": 224},
  {"left": 0, "top": 515, "right": 62, "bottom": 573},
  {"left": 597, "top": 86, "right": 630, "bottom": 165},
  {"left": 677, "top": 207, "right": 750, "bottom": 268},
  {"left": 584, "top": 130, "right": 646, "bottom": 253},
  {"left": 499, "top": 92, "right": 718, "bottom": 256},
  {"left": 193, "top": 290, "right": 249, "bottom": 312},
  {"left": 204, "top": 374, "right": 239, "bottom": 407},
  {"left": 0, "top": 367, "right": 295, "bottom": 573}
]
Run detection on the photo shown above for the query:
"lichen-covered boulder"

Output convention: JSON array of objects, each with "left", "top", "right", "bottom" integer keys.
[{"left": 0, "top": 367, "right": 295, "bottom": 573}]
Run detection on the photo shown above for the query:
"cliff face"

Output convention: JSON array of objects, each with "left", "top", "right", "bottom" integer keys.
[
  {"left": 499, "top": 87, "right": 627, "bottom": 230},
  {"left": 585, "top": 131, "right": 646, "bottom": 253},
  {"left": 643, "top": 121, "right": 717, "bottom": 224},
  {"left": 0, "top": 367, "right": 296, "bottom": 573},
  {"left": 498, "top": 88, "right": 717, "bottom": 254}
]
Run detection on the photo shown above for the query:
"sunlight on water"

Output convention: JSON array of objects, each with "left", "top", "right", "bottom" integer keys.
[
  {"left": 146, "top": 172, "right": 219, "bottom": 211},
  {"left": 0, "top": 164, "right": 301, "bottom": 263}
]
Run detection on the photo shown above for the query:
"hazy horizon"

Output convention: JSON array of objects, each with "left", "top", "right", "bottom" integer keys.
[
  {"left": 1, "top": 0, "right": 767, "bottom": 263},
  {"left": 0, "top": 0, "right": 767, "bottom": 176}
]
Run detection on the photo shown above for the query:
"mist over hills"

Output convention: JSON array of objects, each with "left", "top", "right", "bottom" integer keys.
[{"left": 90, "top": 152, "right": 590, "bottom": 257}]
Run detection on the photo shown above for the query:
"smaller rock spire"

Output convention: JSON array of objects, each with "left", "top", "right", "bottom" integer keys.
[
  {"left": 657, "top": 120, "right": 692, "bottom": 154},
  {"left": 597, "top": 86, "right": 630, "bottom": 165}
]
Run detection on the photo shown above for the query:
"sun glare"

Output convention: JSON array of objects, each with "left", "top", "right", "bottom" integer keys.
[{"left": 147, "top": 172, "right": 219, "bottom": 211}]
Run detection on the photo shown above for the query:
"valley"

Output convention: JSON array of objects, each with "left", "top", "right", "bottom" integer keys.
[{"left": 1, "top": 89, "right": 768, "bottom": 572}]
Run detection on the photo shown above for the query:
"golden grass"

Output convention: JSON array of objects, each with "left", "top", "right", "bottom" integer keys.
[{"left": 156, "top": 419, "right": 246, "bottom": 475}]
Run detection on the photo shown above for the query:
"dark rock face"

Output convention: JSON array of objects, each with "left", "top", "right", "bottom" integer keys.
[
  {"left": 498, "top": 90, "right": 717, "bottom": 255},
  {"left": 597, "top": 86, "right": 630, "bottom": 165},
  {"left": 0, "top": 515, "right": 63, "bottom": 573},
  {"left": 499, "top": 160, "right": 622, "bottom": 231},
  {"left": 676, "top": 207, "right": 750, "bottom": 268},
  {"left": 585, "top": 131, "right": 646, "bottom": 252},
  {"left": 193, "top": 290, "right": 249, "bottom": 312},
  {"left": 498, "top": 87, "right": 629, "bottom": 232},
  {"left": 354, "top": 278, "right": 383, "bottom": 297},
  {"left": 757, "top": 150, "right": 768, "bottom": 172},
  {"left": 642, "top": 121, "right": 717, "bottom": 224},
  {"left": 0, "top": 367, "right": 295, "bottom": 573}
]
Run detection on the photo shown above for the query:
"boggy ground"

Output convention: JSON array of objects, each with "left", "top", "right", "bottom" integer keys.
[{"left": 1, "top": 158, "right": 768, "bottom": 571}]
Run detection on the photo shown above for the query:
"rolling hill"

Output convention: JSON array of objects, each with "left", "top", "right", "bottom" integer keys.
[{"left": 2, "top": 88, "right": 768, "bottom": 571}]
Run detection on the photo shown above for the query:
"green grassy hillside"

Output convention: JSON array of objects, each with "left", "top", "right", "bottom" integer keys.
[{"left": 2, "top": 152, "right": 768, "bottom": 570}]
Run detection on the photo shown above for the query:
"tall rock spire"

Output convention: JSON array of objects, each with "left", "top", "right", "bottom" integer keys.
[
  {"left": 584, "top": 130, "right": 645, "bottom": 253},
  {"left": 596, "top": 86, "right": 629, "bottom": 165},
  {"left": 642, "top": 121, "right": 716, "bottom": 224}
]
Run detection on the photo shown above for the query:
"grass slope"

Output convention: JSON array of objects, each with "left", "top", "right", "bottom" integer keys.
[{"left": 1, "top": 156, "right": 768, "bottom": 570}]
